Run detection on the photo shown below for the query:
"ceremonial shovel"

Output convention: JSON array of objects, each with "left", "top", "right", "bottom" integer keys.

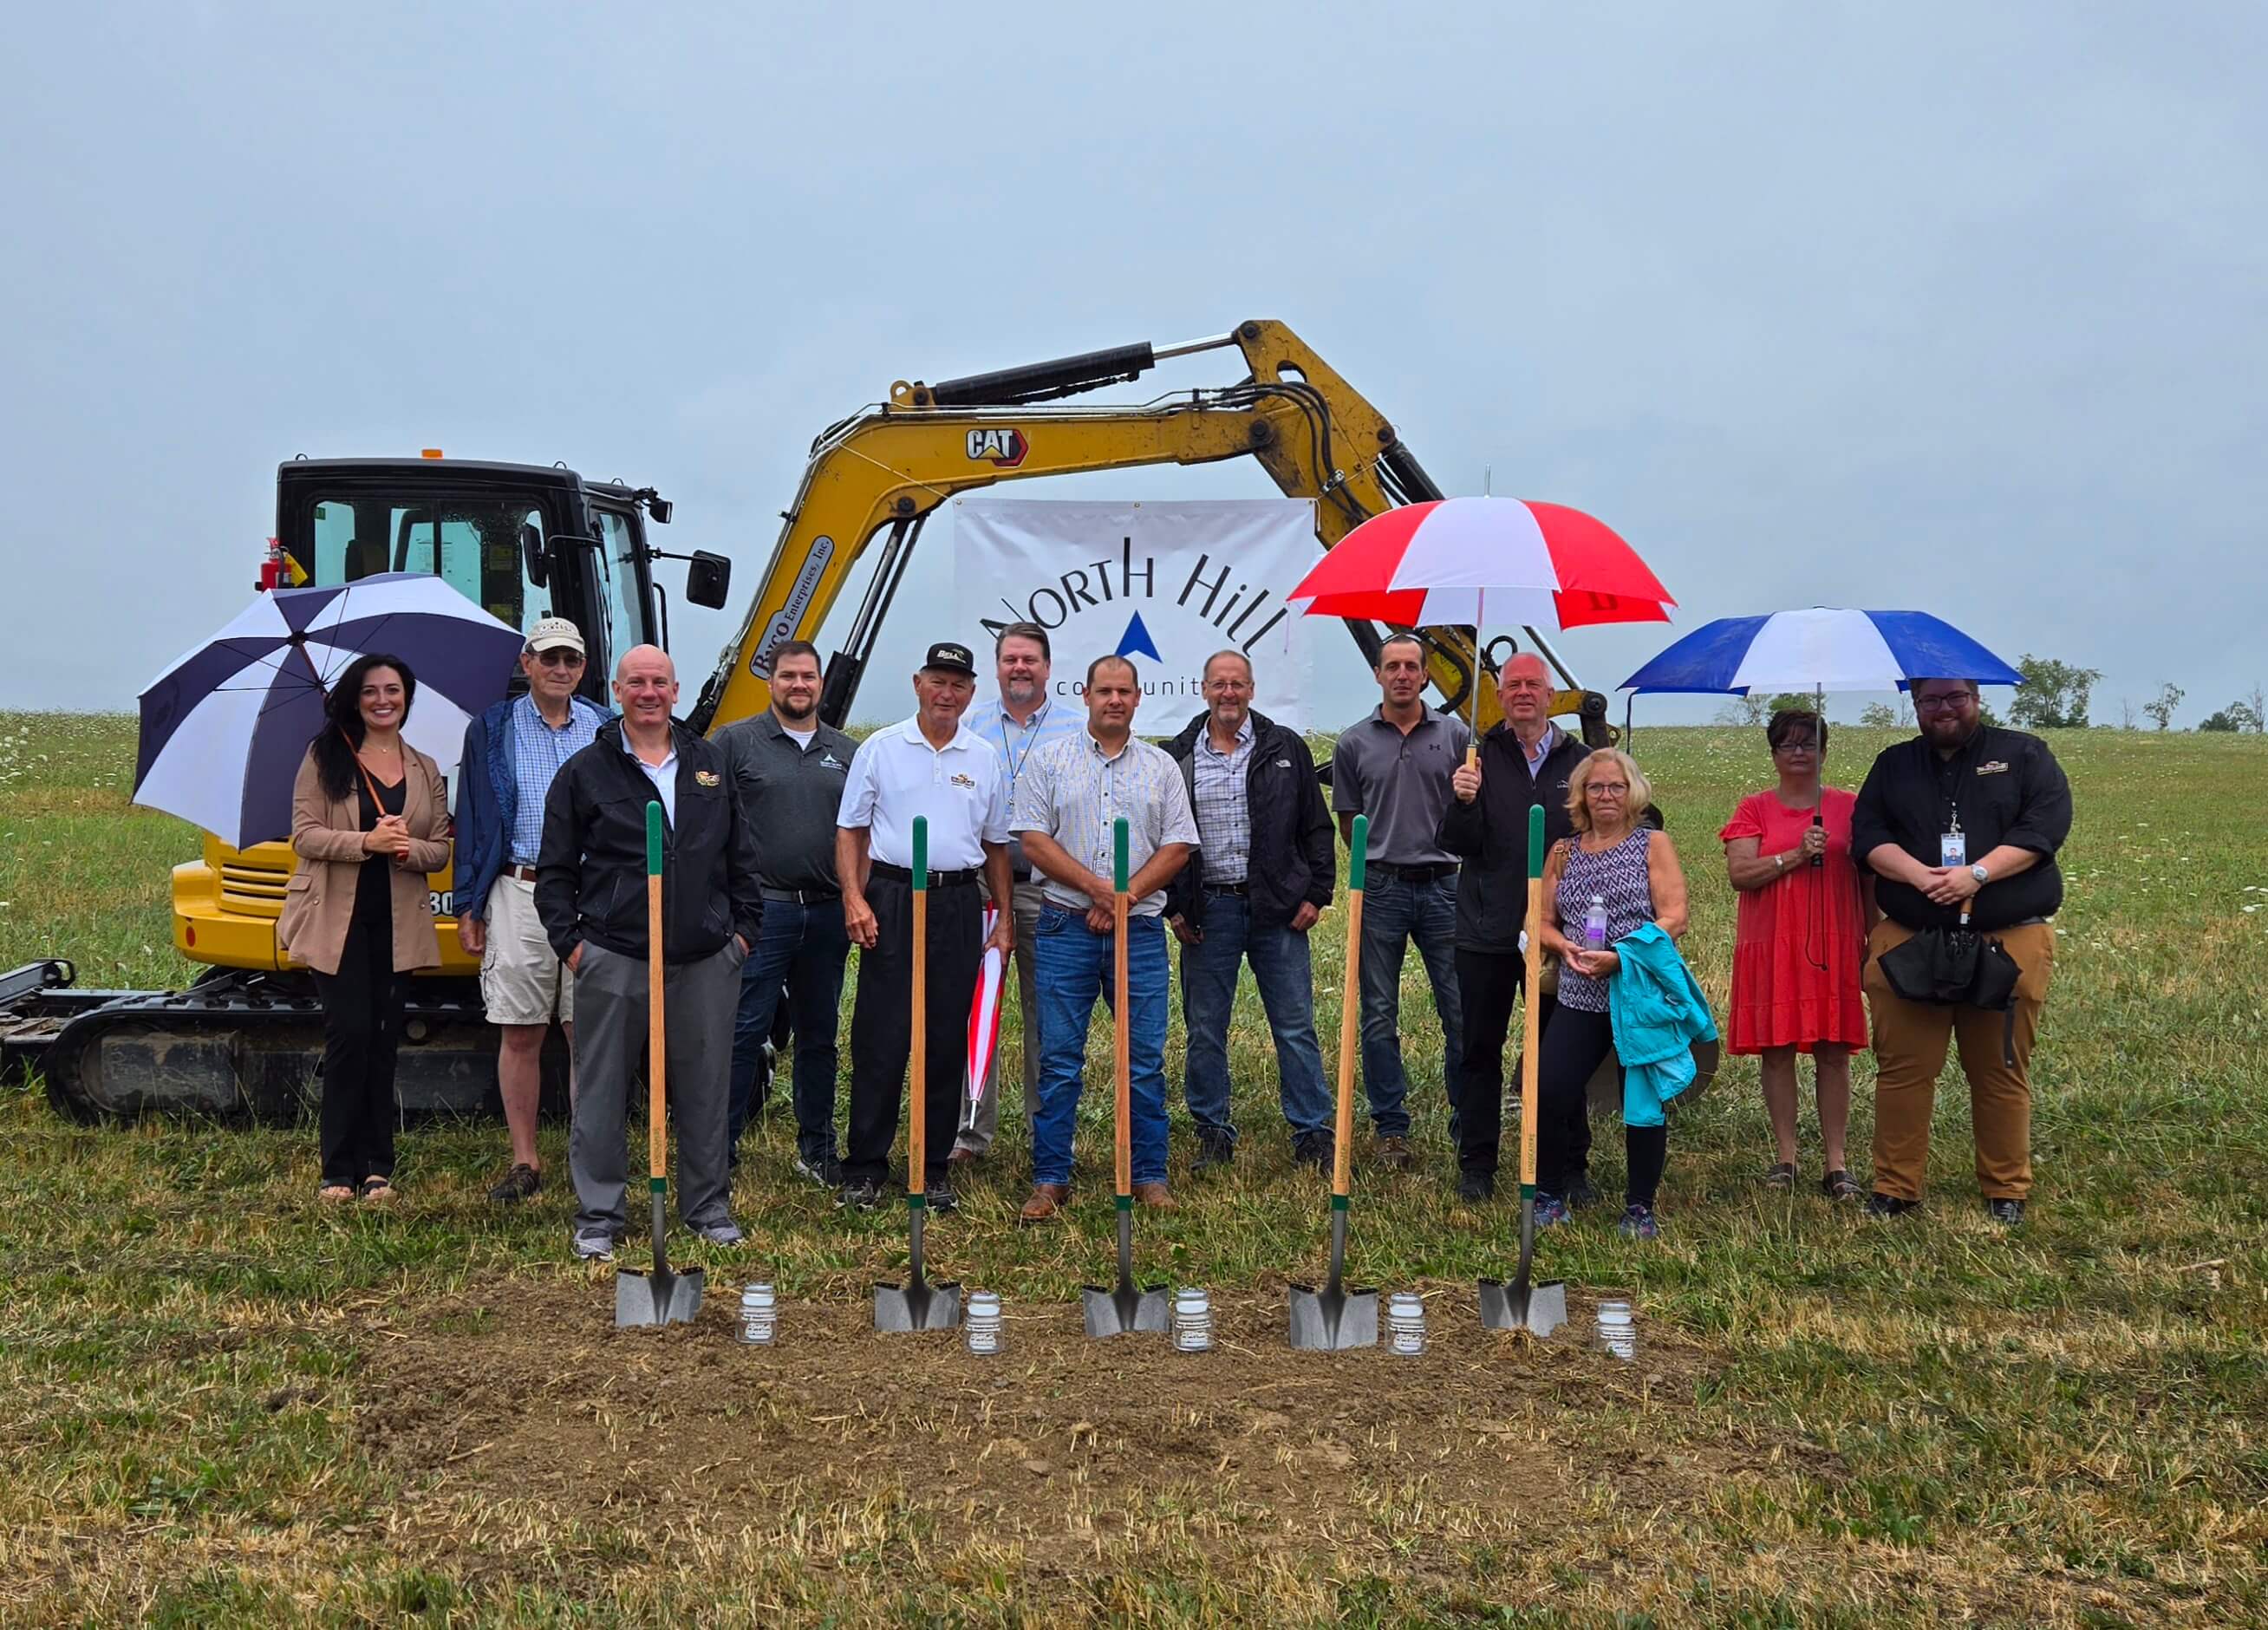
[
  {"left": 1289, "top": 813, "right": 1379, "bottom": 1350},
  {"left": 1083, "top": 818, "right": 1170, "bottom": 1338},
  {"left": 875, "top": 816, "right": 964, "bottom": 1333},
  {"left": 1479, "top": 804, "right": 1567, "bottom": 1337},
  {"left": 616, "top": 801, "right": 704, "bottom": 1328}
]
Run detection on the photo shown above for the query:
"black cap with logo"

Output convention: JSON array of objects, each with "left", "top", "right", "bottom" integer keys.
[{"left": 922, "top": 641, "right": 977, "bottom": 677}]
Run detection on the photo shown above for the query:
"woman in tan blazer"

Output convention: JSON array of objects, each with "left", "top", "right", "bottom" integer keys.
[{"left": 277, "top": 653, "right": 452, "bottom": 1202}]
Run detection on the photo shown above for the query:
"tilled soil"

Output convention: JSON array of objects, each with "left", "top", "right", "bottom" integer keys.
[{"left": 355, "top": 1269, "right": 1822, "bottom": 1582}]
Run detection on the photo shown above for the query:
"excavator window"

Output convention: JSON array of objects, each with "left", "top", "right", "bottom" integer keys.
[
  {"left": 589, "top": 505, "right": 649, "bottom": 657},
  {"left": 306, "top": 496, "right": 553, "bottom": 632}
]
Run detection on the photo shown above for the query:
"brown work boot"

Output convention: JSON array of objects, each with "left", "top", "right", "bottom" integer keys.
[
  {"left": 1372, "top": 1135, "right": 1413, "bottom": 1170},
  {"left": 1132, "top": 1181, "right": 1176, "bottom": 1212},
  {"left": 1019, "top": 1183, "right": 1071, "bottom": 1225}
]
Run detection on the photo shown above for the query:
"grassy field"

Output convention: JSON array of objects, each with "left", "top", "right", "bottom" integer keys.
[{"left": 2, "top": 711, "right": 2264, "bottom": 1627}]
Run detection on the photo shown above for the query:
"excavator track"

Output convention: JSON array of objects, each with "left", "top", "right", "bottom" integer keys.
[{"left": 3, "top": 962, "right": 538, "bottom": 1124}]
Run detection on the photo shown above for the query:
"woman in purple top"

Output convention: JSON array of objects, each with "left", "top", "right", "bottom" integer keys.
[{"left": 1535, "top": 749, "right": 1691, "bottom": 1239}]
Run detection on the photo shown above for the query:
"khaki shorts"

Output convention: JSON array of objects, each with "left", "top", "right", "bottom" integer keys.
[{"left": 479, "top": 874, "right": 573, "bottom": 1026}]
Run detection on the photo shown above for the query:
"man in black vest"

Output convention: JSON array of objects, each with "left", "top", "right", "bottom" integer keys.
[{"left": 1437, "top": 654, "right": 1589, "bottom": 1202}]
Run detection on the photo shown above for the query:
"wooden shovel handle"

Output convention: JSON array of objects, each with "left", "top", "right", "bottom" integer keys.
[
  {"left": 1333, "top": 890, "right": 1363, "bottom": 1200},
  {"left": 647, "top": 874, "right": 667, "bottom": 1183},
  {"left": 909, "top": 816, "right": 929, "bottom": 1198},
  {"left": 1520, "top": 803, "right": 1546, "bottom": 1192},
  {"left": 1112, "top": 816, "right": 1131, "bottom": 1200}
]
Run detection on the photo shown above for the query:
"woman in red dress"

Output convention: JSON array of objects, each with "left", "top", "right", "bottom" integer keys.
[{"left": 1719, "top": 709, "right": 1874, "bottom": 1199}]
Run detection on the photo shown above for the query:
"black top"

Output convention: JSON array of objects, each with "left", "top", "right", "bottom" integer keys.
[
  {"left": 1850, "top": 723, "right": 2072, "bottom": 931},
  {"left": 1436, "top": 722, "right": 1591, "bottom": 955},
  {"left": 533, "top": 718, "right": 765, "bottom": 964},
  {"left": 1160, "top": 708, "right": 1335, "bottom": 932},
  {"left": 713, "top": 711, "right": 857, "bottom": 894},
  {"left": 352, "top": 773, "right": 407, "bottom": 928}
]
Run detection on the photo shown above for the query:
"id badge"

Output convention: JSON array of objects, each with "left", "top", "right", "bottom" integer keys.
[{"left": 1940, "top": 831, "right": 1967, "bottom": 868}]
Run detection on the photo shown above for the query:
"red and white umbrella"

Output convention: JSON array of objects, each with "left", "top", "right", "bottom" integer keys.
[
  {"left": 960, "top": 904, "right": 1006, "bottom": 1132},
  {"left": 1288, "top": 498, "right": 1675, "bottom": 630}
]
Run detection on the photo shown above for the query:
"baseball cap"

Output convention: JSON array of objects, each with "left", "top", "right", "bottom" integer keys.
[
  {"left": 922, "top": 641, "right": 977, "bottom": 677},
  {"left": 525, "top": 617, "right": 586, "bottom": 655}
]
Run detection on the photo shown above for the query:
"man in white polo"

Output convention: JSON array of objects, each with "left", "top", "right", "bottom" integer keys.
[
  {"left": 834, "top": 642, "right": 1017, "bottom": 1214},
  {"left": 454, "top": 616, "right": 607, "bottom": 1203}
]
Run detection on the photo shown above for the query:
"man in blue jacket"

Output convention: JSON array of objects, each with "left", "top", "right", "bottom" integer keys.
[{"left": 454, "top": 617, "right": 608, "bottom": 1203}]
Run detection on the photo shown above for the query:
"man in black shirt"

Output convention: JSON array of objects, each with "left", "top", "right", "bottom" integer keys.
[{"left": 1850, "top": 676, "right": 2073, "bottom": 1225}]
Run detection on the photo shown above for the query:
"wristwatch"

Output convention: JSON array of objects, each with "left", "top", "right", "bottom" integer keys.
[{"left": 1969, "top": 863, "right": 1990, "bottom": 884}]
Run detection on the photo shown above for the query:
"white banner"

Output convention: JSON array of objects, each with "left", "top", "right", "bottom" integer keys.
[{"left": 952, "top": 499, "right": 1322, "bottom": 728}]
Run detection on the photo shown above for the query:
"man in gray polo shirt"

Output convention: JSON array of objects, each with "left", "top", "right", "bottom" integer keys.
[
  {"left": 1330, "top": 633, "right": 1470, "bottom": 1169},
  {"left": 715, "top": 640, "right": 857, "bottom": 1186}
]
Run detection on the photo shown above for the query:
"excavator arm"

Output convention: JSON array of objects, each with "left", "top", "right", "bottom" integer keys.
[{"left": 688, "top": 320, "right": 1611, "bottom": 744}]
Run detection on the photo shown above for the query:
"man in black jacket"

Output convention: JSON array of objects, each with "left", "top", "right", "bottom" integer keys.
[
  {"left": 1852, "top": 676, "right": 2071, "bottom": 1226},
  {"left": 1165, "top": 652, "right": 1337, "bottom": 1170},
  {"left": 536, "top": 645, "right": 764, "bottom": 1262},
  {"left": 1437, "top": 654, "right": 1589, "bottom": 1202}
]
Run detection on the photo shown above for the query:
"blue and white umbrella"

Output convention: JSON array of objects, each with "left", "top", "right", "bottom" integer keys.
[
  {"left": 1620, "top": 608, "right": 2024, "bottom": 697},
  {"left": 134, "top": 571, "right": 530, "bottom": 847}
]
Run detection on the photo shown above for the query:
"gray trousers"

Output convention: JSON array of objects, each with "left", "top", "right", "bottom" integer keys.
[
  {"left": 570, "top": 938, "right": 742, "bottom": 1239},
  {"left": 954, "top": 876, "right": 1046, "bottom": 1157}
]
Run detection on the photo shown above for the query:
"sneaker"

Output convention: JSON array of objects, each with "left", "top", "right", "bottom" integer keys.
[
  {"left": 1457, "top": 1170, "right": 1496, "bottom": 1203},
  {"left": 792, "top": 1151, "right": 843, "bottom": 1188},
  {"left": 1617, "top": 1203, "right": 1659, "bottom": 1240},
  {"left": 1565, "top": 1176, "right": 1600, "bottom": 1212},
  {"left": 571, "top": 1231, "right": 616, "bottom": 1262},
  {"left": 1291, "top": 1131, "right": 1333, "bottom": 1172},
  {"left": 1865, "top": 1192, "right": 1921, "bottom": 1220},
  {"left": 693, "top": 1220, "right": 745, "bottom": 1247},
  {"left": 838, "top": 1177, "right": 885, "bottom": 1212},
  {"left": 923, "top": 1181, "right": 958, "bottom": 1215},
  {"left": 1372, "top": 1135, "right": 1413, "bottom": 1171},
  {"left": 1986, "top": 1198, "right": 2026, "bottom": 1228},
  {"left": 487, "top": 1163, "right": 542, "bottom": 1203},
  {"left": 1531, "top": 1193, "right": 1570, "bottom": 1229},
  {"left": 1191, "top": 1129, "right": 1236, "bottom": 1174}
]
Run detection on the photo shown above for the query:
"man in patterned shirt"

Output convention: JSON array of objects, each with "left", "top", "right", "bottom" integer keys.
[
  {"left": 1012, "top": 655, "right": 1199, "bottom": 1222},
  {"left": 454, "top": 617, "right": 609, "bottom": 1203}
]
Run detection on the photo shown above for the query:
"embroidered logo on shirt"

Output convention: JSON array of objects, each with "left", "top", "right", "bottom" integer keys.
[
  {"left": 950, "top": 773, "right": 976, "bottom": 789},
  {"left": 820, "top": 753, "right": 846, "bottom": 770},
  {"left": 694, "top": 769, "right": 720, "bottom": 787},
  {"left": 1275, "top": 759, "right": 1292, "bottom": 769},
  {"left": 1976, "top": 760, "right": 2011, "bottom": 776}
]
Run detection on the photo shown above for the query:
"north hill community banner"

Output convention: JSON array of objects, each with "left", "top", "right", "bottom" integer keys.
[{"left": 951, "top": 499, "right": 1323, "bottom": 728}]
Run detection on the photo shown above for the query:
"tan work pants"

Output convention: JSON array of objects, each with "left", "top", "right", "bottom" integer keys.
[{"left": 1862, "top": 918, "right": 2055, "bottom": 1203}]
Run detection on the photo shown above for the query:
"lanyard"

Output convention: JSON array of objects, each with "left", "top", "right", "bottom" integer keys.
[{"left": 1002, "top": 701, "right": 1050, "bottom": 787}]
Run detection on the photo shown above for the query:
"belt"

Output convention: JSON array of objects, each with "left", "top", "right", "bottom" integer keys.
[
  {"left": 1202, "top": 881, "right": 1250, "bottom": 896},
  {"left": 870, "top": 860, "right": 981, "bottom": 889},
  {"left": 761, "top": 885, "right": 840, "bottom": 905},
  {"left": 1370, "top": 861, "right": 1458, "bottom": 883},
  {"left": 507, "top": 864, "right": 540, "bottom": 883}
]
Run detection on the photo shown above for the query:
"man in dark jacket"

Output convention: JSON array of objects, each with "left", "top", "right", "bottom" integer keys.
[
  {"left": 1437, "top": 654, "right": 1589, "bottom": 1202},
  {"left": 1164, "top": 651, "right": 1337, "bottom": 1170},
  {"left": 1852, "top": 676, "right": 2071, "bottom": 1226},
  {"left": 535, "top": 645, "right": 764, "bottom": 1262}
]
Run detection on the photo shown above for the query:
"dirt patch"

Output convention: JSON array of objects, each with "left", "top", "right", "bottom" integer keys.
[{"left": 355, "top": 1272, "right": 1826, "bottom": 1579}]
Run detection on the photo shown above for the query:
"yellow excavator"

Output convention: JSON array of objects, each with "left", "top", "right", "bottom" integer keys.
[{"left": 5, "top": 320, "right": 1611, "bottom": 1119}]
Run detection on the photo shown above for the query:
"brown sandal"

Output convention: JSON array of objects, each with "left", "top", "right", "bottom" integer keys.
[
  {"left": 1822, "top": 1169, "right": 1862, "bottom": 1201},
  {"left": 357, "top": 1177, "right": 396, "bottom": 1204},
  {"left": 318, "top": 1183, "right": 355, "bottom": 1203}
]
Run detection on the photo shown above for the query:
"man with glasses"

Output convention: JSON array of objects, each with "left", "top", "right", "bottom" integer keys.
[
  {"left": 1852, "top": 678, "right": 2072, "bottom": 1226},
  {"left": 1438, "top": 652, "right": 1589, "bottom": 1202},
  {"left": 1330, "top": 634, "right": 1471, "bottom": 1169},
  {"left": 455, "top": 617, "right": 608, "bottom": 1203},
  {"left": 952, "top": 622, "right": 1083, "bottom": 1170}
]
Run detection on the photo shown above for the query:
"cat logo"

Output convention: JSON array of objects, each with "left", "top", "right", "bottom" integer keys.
[{"left": 966, "top": 427, "right": 1029, "bottom": 468}]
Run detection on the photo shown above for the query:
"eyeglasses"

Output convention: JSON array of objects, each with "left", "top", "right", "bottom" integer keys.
[
  {"left": 534, "top": 648, "right": 585, "bottom": 668},
  {"left": 1913, "top": 692, "right": 1975, "bottom": 714},
  {"left": 1588, "top": 781, "right": 1630, "bottom": 796},
  {"left": 1772, "top": 740, "right": 1819, "bottom": 755}
]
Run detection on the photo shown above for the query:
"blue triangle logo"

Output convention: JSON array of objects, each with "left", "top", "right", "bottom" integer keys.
[{"left": 1115, "top": 610, "right": 1163, "bottom": 662}]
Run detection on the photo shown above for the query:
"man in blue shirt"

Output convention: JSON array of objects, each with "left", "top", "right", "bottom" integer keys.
[{"left": 455, "top": 617, "right": 607, "bottom": 1203}]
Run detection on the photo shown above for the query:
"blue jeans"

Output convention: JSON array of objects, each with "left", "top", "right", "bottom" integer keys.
[
  {"left": 728, "top": 896, "right": 850, "bottom": 1166},
  {"left": 1032, "top": 905, "right": 1170, "bottom": 1189},
  {"left": 1357, "top": 873, "right": 1465, "bottom": 1140},
  {"left": 1180, "top": 891, "right": 1331, "bottom": 1141}
]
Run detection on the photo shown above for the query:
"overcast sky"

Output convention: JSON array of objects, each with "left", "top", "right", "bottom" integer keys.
[{"left": 4, "top": 3, "right": 2262, "bottom": 732}]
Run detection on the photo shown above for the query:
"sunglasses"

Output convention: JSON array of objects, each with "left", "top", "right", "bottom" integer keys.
[{"left": 534, "top": 648, "right": 585, "bottom": 668}]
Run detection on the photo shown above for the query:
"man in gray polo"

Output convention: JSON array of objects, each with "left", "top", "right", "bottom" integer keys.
[
  {"left": 1330, "top": 633, "right": 1470, "bottom": 1169},
  {"left": 716, "top": 639, "right": 857, "bottom": 1185}
]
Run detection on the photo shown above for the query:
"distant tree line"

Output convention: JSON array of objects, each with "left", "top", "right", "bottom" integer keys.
[{"left": 1710, "top": 657, "right": 2262, "bottom": 734}]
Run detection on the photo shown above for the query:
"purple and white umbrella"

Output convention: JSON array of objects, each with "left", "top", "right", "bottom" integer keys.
[{"left": 134, "top": 572, "right": 530, "bottom": 847}]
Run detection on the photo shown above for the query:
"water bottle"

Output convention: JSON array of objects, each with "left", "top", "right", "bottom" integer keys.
[
  {"left": 1583, "top": 895, "right": 1609, "bottom": 954},
  {"left": 1172, "top": 1287, "right": 1213, "bottom": 1353},
  {"left": 737, "top": 1283, "right": 777, "bottom": 1346},
  {"left": 1594, "top": 1300, "right": 1637, "bottom": 1362},
  {"left": 1386, "top": 1291, "right": 1427, "bottom": 1357},
  {"left": 965, "top": 1290, "right": 1004, "bottom": 1356}
]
